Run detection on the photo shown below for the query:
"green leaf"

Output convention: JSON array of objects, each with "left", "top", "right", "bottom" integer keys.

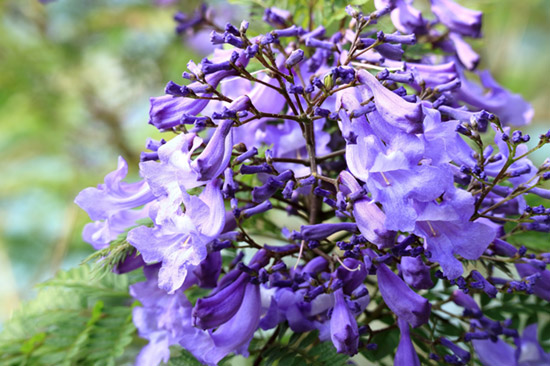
[
  {"left": 0, "top": 265, "right": 138, "bottom": 366},
  {"left": 164, "top": 349, "right": 204, "bottom": 366}
]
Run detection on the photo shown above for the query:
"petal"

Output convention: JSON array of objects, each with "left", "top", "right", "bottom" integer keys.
[
  {"left": 358, "top": 70, "right": 423, "bottom": 134},
  {"left": 377, "top": 263, "right": 431, "bottom": 327},
  {"left": 395, "top": 318, "right": 421, "bottom": 366},
  {"left": 330, "top": 288, "right": 359, "bottom": 355}
]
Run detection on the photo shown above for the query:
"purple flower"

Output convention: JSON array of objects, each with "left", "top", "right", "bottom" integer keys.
[
  {"left": 130, "top": 265, "right": 197, "bottom": 366},
  {"left": 301, "top": 223, "right": 358, "bottom": 241},
  {"left": 473, "top": 324, "right": 550, "bottom": 366},
  {"left": 192, "top": 119, "right": 234, "bottom": 181},
  {"left": 448, "top": 32, "right": 480, "bottom": 70},
  {"left": 400, "top": 256, "right": 433, "bottom": 290},
  {"left": 75, "top": 157, "right": 154, "bottom": 249},
  {"left": 515, "top": 263, "right": 550, "bottom": 301},
  {"left": 395, "top": 318, "right": 421, "bottom": 366},
  {"left": 457, "top": 70, "right": 534, "bottom": 126},
  {"left": 357, "top": 69, "right": 424, "bottom": 134},
  {"left": 193, "top": 271, "right": 249, "bottom": 329},
  {"left": 75, "top": 157, "right": 154, "bottom": 222},
  {"left": 141, "top": 120, "right": 233, "bottom": 223},
  {"left": 413, "top": 190, "right": 496, "bottom": 279},
  {"left": 377, "top": 263, "right": 431, "bottom": 327},
  {"left": 375, "top": 0, "right": 426, "bottom": 35},
  {"left": 431, "top": 0, "right": 482, "bottom": 38},
  {"left": 330, "top": 288, "right": 359, "bottom": 355},
  {"left": 339, "top": 171, "right": 396, "bottom": 248},
  {"left": 127, "top": 180, "right": 225, "bottom": 293}
]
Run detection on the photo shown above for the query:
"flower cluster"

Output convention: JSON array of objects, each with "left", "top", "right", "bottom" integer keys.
[{"left": 76, "top": 1, "right": 550, "bottom": 365}]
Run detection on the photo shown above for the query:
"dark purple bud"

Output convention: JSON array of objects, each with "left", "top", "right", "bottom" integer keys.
[
  {"left": 305, "top": 285, "right": 325, "bottom": 301},
  {"left": 180, "top": 115, "right": 209, "bottom": 125},
  {"left": 202, "top": 61, "right": 232, "bottom": 74},
  {"left": 464, "top": 331, "right": 490, "bottom": 341},
  {"left": 519, "top": 245, "right": 527, "bottom": 256},
  {"left": 271, "top": 261, "right": 286, "bottom": 272},
  {"left": 440, "top": 338, "right": 471, "bottom": 362},
  {"left": 263, "top": 7, "right": 291, "bottom": 27},
  {"left": 240, "top": 163, "right": 273, "bottom": 174},
  {"left": 182, "top": 71, "right": 196, "bottom": 80},
  {"left": 377, "top": 70, "right": 415, "bottom": 84},
  {"left": 274, "top": 25, "right": 304, "bottom": 38},
  {"left": 225, "top": 23, "right": 240, "bottom": 36},
  {"left": 301, "top": 223, "right": 358, "bottom": 241},
  {"left": 313, "top": 187, "right": 332, "bottom": 197},
  {"left": 512, "top": 130, "right": 523, "bottom": 144},
  {"left": 285, "top": 49, "right": 305, "bottom": 68},
  {"left": 288, "top": 84, "right": 304, "bottom": 94},
  {"left": 307, "top": 240, "right": 320, "bottom": 249},
  {"left": 260, "top": 33, "right": 277, "bottom": 45},
  {"left": 241, "top": 200, "right": 272, "bottom": 218},
  {"left": 240, "top": 20, "right": 249, "bottom": 33},
  {"left": 300, "top": 26, "right": 325, "bottom": 41},
  {"left": 375, "top": 43, "right": 404, "bottom": 61},
  {"left": 300, "top": 175, "right": 316, "bottom": 186},
  {"left": 452, "top": 290, "right": 480, "bottom": 314},
  {"left": 145, "top": 138, "right": 166, "bottom": 152},
  {"left": 234, "top": 147, "right": 258, "bottom": 164},
  {"left": 305, "top": 37, "right": 335, "bottom": 51},
  {"left": 508, "top": 164, "right": 531, "bottom": 178},
  {"left": 314, "top": 107, "right": 331, "bottom": 117},
  {"left": 435, "top": 78, "right": 461, "bottom": 92},
  {"left": 224, "top": 33, "right": 245, "bottom": 48},
  {"left": 140, "top": 151, "right": 158, "bottom": 162},
  {"left": 165, "top": 80, "right": 185, "bottom": 96},
  {"left": 282, "top": 180, "right": 295, "bottom": 199},
  {"left": 222, "top": 168, "right": 237, "bottom": 198},
  {"left": 252, "top": 177, "right": 284, "bottom": 202},
  {"left": 212, "top": 239, "right": 233, "bottom": 251},
  {"left": 381, "top": 31, "right": 417, "bottom": 45},
  {"left": 245, "top": 44, "right": 259, "bottom": 58},
  {"left": 210, "top": 30, "right": 225, "bottom": 45},
  {"left": 351, "top": 103, "right": 376, "bottom": 118},
  {"left": 470, "top": 270, "right": 497, "bottom": 298}
]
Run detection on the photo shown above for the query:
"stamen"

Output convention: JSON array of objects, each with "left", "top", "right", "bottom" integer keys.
[
  {"left": 380, "top": 172, "right": 391, "bottom": 186},
  {"left": 294, "top": 239, "right": 306, "bottom": 270},
  {"left": 334, "top": 254, "right": 361, "bottom": 272},
  {"left": 426, "top": 221, "right": 437, "bottom": 237},
  {"left": 181, "top": 236, "right": 191, "bottom": 248}
]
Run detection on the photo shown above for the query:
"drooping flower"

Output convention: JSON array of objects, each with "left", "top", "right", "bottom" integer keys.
[
  {"left": 395, "top": 318, "right": 421, "bottom": 366},
  {"left": 430, "top": 0, "right": 482, "bottom": 38},
  {"left": 357, "top": 69, "right": 424, "bottom": 134},
  {"left": 330, "top": 288, "right": 359, "bottom": 356},
  {"left": 377, "top": 263, "right": 431, "bottom": 327},
  {"left": 473, "top": 324, "right": 550, "bottom": 366}
]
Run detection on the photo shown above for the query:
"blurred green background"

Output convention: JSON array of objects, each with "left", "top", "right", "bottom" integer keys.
[{"left": 0, "top": 0, "right": 549, "bottom": 325}]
